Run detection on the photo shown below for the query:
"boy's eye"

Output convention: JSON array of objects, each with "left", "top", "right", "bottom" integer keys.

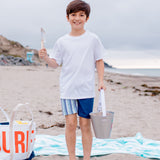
[
  {"left": 81, "top": 14, "right": 84, "bottom": 16},
  {"left": 71, "top": 13, "right": 75, "bottom": 16}
]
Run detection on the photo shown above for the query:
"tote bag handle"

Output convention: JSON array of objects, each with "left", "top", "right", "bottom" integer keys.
[
  {"left": 10, "top": 103, "right": 34, "bottom": 123},
  {"left": 98, "top": 89, "right": 106, "bottom": 117},
  {"left": 9, "top": 103, "right": 34, "bottom": 160},
  {"left": 0, "top": 107, "right": 10, "bottom": 122}
]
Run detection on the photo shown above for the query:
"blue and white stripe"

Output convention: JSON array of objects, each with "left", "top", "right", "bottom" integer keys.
[{"left": 61, "top": 99, "right": 78, "bottom": 115}]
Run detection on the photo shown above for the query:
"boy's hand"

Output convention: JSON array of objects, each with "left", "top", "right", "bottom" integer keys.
[
  {"left": 38, "top": 48, "right": 47, "bottom": 59},
  {"left": 98, "top": 81, "right": 106, "bottom": 91}
]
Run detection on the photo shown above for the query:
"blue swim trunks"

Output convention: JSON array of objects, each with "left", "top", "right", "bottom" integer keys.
[{"left": 61, "top": 98, "right": 94, "bottom": 119}]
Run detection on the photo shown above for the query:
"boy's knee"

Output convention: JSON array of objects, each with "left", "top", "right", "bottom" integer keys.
[
  {"left": 65, "top": 114, "right": 77, "bottom": 130},
  {"left": 66, "top": 121, "right": 77, "bottom": 130},
  {"left": 80, "top": 120, "right": 91, "bottom": 132}
]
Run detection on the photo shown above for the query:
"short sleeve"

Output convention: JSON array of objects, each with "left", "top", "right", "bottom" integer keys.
[
  {"left": 94, "top": 36, "right": 105, "bottom": 61},
  {"left": 49, "top": 40, "right": 62, "bottom": 65}
]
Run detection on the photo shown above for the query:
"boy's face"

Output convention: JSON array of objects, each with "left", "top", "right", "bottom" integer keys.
[{"left": 67, "top": 11, "right": 89, "bottom": 31}]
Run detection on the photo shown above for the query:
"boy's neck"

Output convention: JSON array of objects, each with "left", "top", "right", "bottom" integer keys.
[{"left": 69, "top": 29, "right": 86, "bottom": 37}]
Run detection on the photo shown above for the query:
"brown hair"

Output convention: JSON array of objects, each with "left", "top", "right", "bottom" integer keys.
[{"left": 66, "top": 0, "right": 91, "bottom": 18}]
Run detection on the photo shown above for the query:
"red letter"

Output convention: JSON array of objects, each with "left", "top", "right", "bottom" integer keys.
[
  {"left": 2, "top": 131, "right": 10, "bottom": 153},
  {"left": 26, "top": 131, "right": 29, "bottom": 152},
  {"left": 15, "top": 131, "right": 25, "bottom": 153}
]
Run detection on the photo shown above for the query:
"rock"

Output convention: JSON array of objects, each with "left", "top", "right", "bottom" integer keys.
[
  {"left": 0, "top": 54, "right": 36, "bottom": 66},
  {"left": 104, "top": 62, "right": 113, "bottom": 68},
  {"left": 0, "top": 61, "right": 5, "bottom": 65}
]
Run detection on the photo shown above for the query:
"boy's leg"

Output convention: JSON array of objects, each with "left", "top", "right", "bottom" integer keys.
[
  {"left": 79, "top": 117, "right": 92, "bottom": 160},
  {"left": 77, "top": 98, "right": 94, "bottom": 160},
  {"left": 65, "top": 114, "right": 77, "bottom": 160},
  {"left": 61, "top": 99, "right": 78, "bottom": 160}
]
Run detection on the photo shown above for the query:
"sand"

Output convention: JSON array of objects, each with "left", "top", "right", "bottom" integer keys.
[{"left": 0, "top": 66, "right": 160, "bottom": 160}]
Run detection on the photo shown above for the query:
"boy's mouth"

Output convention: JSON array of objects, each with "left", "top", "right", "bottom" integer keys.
[{"left": 73, "top": 21, "right": 81, "bottom": 25}]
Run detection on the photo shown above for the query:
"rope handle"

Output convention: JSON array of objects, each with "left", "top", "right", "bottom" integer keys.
[{"left": 0, "top": 107, "right": 10, "bottom": 122}]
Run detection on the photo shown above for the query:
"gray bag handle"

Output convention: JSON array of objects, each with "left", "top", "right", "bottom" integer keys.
[{"left": 98, "top": 89, "right": 106, "bottom": 117}]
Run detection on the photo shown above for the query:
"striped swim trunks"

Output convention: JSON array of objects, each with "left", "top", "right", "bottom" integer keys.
[{"left": 61, "top": 98, "right": 94, "bottom": 119}]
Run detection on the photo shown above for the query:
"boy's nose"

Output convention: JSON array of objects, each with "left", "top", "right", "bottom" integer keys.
[{"left": 75, "top": 16, "right": 80, "bottom": 20}]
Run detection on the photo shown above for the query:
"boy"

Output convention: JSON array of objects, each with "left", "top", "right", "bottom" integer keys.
[{"left": 39, "top": 0, "right": 106, "bottom": 159}]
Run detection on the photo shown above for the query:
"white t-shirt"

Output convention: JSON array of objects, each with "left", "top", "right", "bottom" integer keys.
[{"left": 50, "top": 31, "right": 104, "bottom": 99}]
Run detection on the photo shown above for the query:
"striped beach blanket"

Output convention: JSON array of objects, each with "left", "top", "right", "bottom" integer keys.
[{"left": 34, "top": 133, "right": 160, "bottom": 158}]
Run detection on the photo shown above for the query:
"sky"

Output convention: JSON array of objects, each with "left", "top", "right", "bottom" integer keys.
[{"left": 0, "top": 0, "right": 160, "bottom": 68}]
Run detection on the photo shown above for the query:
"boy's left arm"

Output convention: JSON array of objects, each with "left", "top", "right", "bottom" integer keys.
[{"left": 96, "top": 59, "right": 106, "bottom": 91}]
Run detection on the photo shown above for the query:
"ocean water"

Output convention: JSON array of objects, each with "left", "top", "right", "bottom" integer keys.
[
  {"left": 103, "top": 50, "right": 160, "bottom": 77},
  {"left": 105, "top": 68, "right": 160, "bottom": 77}
]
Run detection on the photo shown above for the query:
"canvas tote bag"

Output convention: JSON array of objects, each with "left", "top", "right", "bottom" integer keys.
[{"left": 0, "top": 103, "right": 36, "bottom": 160}]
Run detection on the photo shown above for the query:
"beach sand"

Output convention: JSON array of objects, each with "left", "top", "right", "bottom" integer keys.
[{"left": 0, "top": 66, "right": 160, "bottom": 160}]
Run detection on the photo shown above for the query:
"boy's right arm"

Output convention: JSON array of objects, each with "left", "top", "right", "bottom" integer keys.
[{"left": 38, "top": 48, "right": 58, "bottom": 68}]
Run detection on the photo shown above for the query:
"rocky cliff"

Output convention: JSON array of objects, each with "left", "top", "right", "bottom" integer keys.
[{"left": 0, "top": 35, "right": 40, "bottom": 65}]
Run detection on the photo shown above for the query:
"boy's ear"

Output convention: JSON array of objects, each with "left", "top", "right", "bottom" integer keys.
[
  {"left": 86, "top": 17, "right": 89, "bottom": 22},
  {"left": 66, "top": 15, "right": 69, "bottom": 21}
]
